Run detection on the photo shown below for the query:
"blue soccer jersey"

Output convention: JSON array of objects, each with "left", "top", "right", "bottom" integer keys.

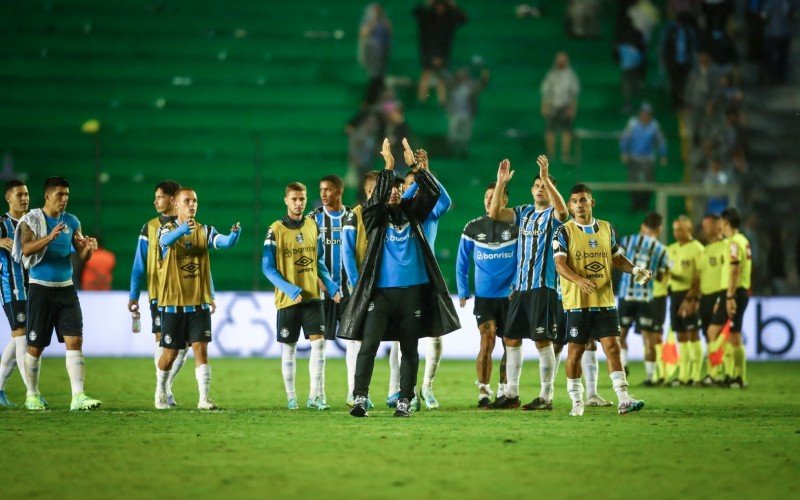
[
  {"left": 29, "top": 212, "right": 80, "bottom": 286},
  {"left": 617, "top": 233, "right": 668, "bottom": 302},
  {"left": 307, "top": 206, "right": 351, "bottom": 296},
  {"left": 456, "top": 214, "right": 517, "bottom": 299},
  {"left": 0, "top": 213, "right": 28, "bottom": 302},
  {"left": 512, "top": 205, "right": 564, "bottom": 292}
]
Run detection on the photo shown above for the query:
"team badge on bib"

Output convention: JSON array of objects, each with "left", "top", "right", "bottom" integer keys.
[{"left": 589, "top": 239, "right": 598, "bottom": 248}]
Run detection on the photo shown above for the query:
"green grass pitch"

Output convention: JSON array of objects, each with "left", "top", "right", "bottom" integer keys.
[{"left": 1, "top": 358, "right": 798, "bottom": 499}]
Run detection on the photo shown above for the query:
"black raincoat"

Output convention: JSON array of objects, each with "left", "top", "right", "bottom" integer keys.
[{"left": 337, "top": 168, "right": 461, "bottom": 341}]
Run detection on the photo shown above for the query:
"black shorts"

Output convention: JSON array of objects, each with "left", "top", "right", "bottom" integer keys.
[
  {"left": 554, "top": 300, "right": 567, "bottom": 345},
  {"left": 322, "top": 295, "right": 346, "bottom": 341},
  {"left": 276, "top": 300, "right": 325, "bottom": 344},
  {"left": 473, "top": 297, "right": 508, "bottom": 337},
  {"left": 618, "top": 299, "right": 655, "bottom": 333},
  {"left": 545, "top": 106, "right": 575, "bottom": 133},
  {"left": 362, "top": 285, "right": 430, "bottom": 342},
  {"left": 651, "top": 295, "right": 667, "bottom": 333},
  {"left": 505, "top": 288, "right": 558, "bottom": 341},
  {"left": 3, "top": 300, "right": 27, "bottom": 331},
  {"left": 150, "top": 300, "right": 162, "bottom": 334},
  {"left": 564, "top": 308, "right": 621, "bottom": 344},
  {"left": 26, "top": 284, "right": 83, "bottom": 349},
  {"left": 700, "top": 291, "right": 724, "bottom": 336},
  {"left": 160, "top": 308, "right": 212, "bottom": 349},
  {"left": 710, "top": 287, "right": 749, "bottom": 332},
  {"left": 669, "top": 290, "right": 700, "bottom": 333}
]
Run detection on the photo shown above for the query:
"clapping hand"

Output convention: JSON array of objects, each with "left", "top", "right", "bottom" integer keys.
[
  {"left": 402, "top": 138, "right": 415, "bottom": 166},
  {"left": 497, "top": 159, "right": 514, "bottom": 184},
  {"left": 380, "top": 138, "right": 394, "bottom": 170}
]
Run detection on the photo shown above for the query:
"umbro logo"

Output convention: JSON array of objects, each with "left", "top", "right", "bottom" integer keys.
[
  {"left": 204, "top": 330, "right": 212, "bottom": 337},
  {"left": 414, "top": 310, "right": 422, "bottom": 318},
  {"left": 180, "top": 263, "right": 200, "bottom": 273},
  {"left": 585, "top": 261, "right": 605, "bottom": 273},
  {"left": 477, "top": 233, "right": 487, "bottom": 241},
  {"left": 295, "top": 256, "right": 313, "bottom": 267}
]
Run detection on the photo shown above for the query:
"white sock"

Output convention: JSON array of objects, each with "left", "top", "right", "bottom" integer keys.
[
  {"left": 582, "top": 350, "right": 599, "bottom": 398},
  {"left": 24, "top": 353, "right": 40, "bottom": 396},
  {"left": 282, "top": 343, "right": 297, "bottom": 400},
  {"left": 65, "top": 350, "right": 85, "bottom": 396},
  {"left": 153, "top": 341, "right": 162, "bottom": 371},
  {"left": 388, "top": 341, "right": 400, "bottom": 396},
  {"left": 167, "top": 348, "right": 187, "bottom": 395},
  {"left": 14, "top": 337, "right": 29, "bottom": 388},
  {"left": 537, "top": 344, "right": 556, "bottom": 401},
  {"left": 621, "top": 347, "right": 628, "bottom": 368},
  {"left": 156, "top": 369, "right": 169, "bottom": 394},
  {"left": 0, "top": 339, "right": 16, "bottom": 390},
  {"left": 610, "top": 370, "right": 630, "bottom": 401},
  {"left": 497, "top": 383, "right": 506, "bottom": 398},
  {"left": 423, "top": 337, "right": 443, "bottom": 390},
  {"left": 505, "top": 345, "right": 523, "bottom": 398},
  {"left": 195, "top": 364, "right": 210, "bottom": 401},
  {"left": 644, "top": 360, "right": 656, "bottom": 380},
  {"left": 309, "top": 338, "right": 325, "bottom": 400},
  {"left": 567, "top": 377, "right": 584, "bottom": 404},
  {"left": 477, "top": 381, "right": 492, "bottom": 399},
  {"left": 345, "top": 340, "right": 360, "bottom": 396}
]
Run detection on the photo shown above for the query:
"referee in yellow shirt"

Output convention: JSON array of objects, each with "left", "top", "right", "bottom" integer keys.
[
  {"left": 666, "top": 216, "right": 704, "bottom": 386},
  {"left": 698, "top": 214, "right": 729, "bottom": 386},
  {"left": 706, "top": 208, "right": 752, "bottom": 388}
]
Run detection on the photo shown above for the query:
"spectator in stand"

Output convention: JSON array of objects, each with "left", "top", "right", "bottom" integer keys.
[
  {"left": 684, "top": 51, "right": 716, "bottom": 141},
  {"left": 702, "top": 157, "right": 731, "bottom": 214},
  {"left": 358, "top": 3, "right": 393, "bottom": 105},
  {"left": 81, "top": 238, "right": 116, "bottom": 291},
  {"left": 381, "top": 100, "right": 413, "bottom": 165},
  {"left": 345, "top": 105, "right": 382, "bottom": 191},
  {"left": 661, "top": 12, "right": 699, "bottom": 108},
  {"left": 566, "top": 0, "right": 601, "bottom": 39},
  {"left": 628, "top": 0, "right": 662, "bottom": 44},
  {"left": 540, "top": 51, "right": 581, "bottom": 163},
  {"left": 446, "top": 66, "right": 489, "bottom": 158},
  {"left": 761, "top": 0, "right": 795, "bottom": 83},
  {"left": 616, "top": 28, "right": 648, "bottom": 113},
  {"left": 620, "top": 103, "right": 668, "bottom": 211},
  {"left": 412, "top": 0, "right": 468, "bottom": 104}
]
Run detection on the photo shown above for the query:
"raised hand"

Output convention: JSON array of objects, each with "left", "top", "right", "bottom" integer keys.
[
  {"left": 231, "top": 222, "right": 241, "bottom": 232},
  {"left": 380, "top": 137, "right": 394, "bottom": 170},
  {"left": 496, "top": 159, "right": 514, "bottom": 184},
  {"left": 402, "top": 137, "right": 415, "bottom": 166},
  {"left": 414, "top": 149, "right": 429, "bottom": 169},
  {"left": 537, "top": 154, "right": 549, "bottom": 179}
]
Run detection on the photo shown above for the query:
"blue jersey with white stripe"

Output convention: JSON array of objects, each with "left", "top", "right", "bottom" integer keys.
[
  {"left": 0, "top": 213, "right": 28, "bottom": 302},
  {"left": 377, "top": 215, "right": 429, "bottom": 289},
  {"left": 307, "top": 206, "right": 351, "bottom": 296},
  {"left": 29, "top": 212, "right": 80, "bottom": 286},
  {"left": 456, "top": 214, "right": 517, "bottom": 299},
  {"left": 512, "top": 205, "right": 564, "bottom": 291},
  {"left": 617, "top": 233, "right": 667, "bottom": 302}
]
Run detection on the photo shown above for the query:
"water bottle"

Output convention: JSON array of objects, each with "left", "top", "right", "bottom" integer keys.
[{"left": 131, "top": 310, "right": 141, "bottom": 333}]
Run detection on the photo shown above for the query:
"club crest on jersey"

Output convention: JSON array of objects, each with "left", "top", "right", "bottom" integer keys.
[
  {"left": 569, "top": 327, "right": 579, "bottom": 338},
  {"left": 295, "top": 233, "right": 304, "bottom": 244},
  {"left": 163, "top": 334, "right": 172, "bottom": 344},
  {"left": 501, "top": 230, "right": 511, "bottom": 241},
  {"left": 183, "top": 240, "right": 192, "bottom": 250},
  {"left": 16, "top": 312, "right": 25, "bottom": 323},
  {"left": 589, "top": 238, "right": 598, "bottom": 248},
  {"left": 280, "top": 328, "right": 290, "bottom": 338},
  {"left": 28, "top": 330, "right": 36, "bottom": 341}
]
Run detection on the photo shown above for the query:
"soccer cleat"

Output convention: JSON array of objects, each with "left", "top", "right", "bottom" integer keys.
[
  {"left": 410, "top": 393, "right": 421, "bottom": 412},
  {"left": 585, "top": 395, "right": 614, "bottom": 407},
  {"left": 350, "top": 396, "right": 368, "bottom": 417},
  {"left": 422, "top": 387, "right": 439, "bottom": 409},
  {"left": 569, "top": 401, "right": 585, "bottom": 416},
  {"left": 522, "top": 397, "right": 553, "bottom": 411},
  {"left": 386, "top": 391, "right": 400, "bottom": 408},
  {"left": 490, "top": 395, "right": 520, "bottom": 409},
  {"left": 642, "top": 379, "right": 657, "bottom": 387},
  {"left": 197, "top": 397, "right": 218, "bottom": 410},
  {"left": 394, "top": 398, "right": 411, "bottom": 418},
  {"left": 728, "top": 376, "right": 746, "bottom": 389},
  {"left": 39, "top": 395, "right": 49, "bottom": 408},
  {"left": 25, "top": 394, "right": 46, "bottom": 410},
  {"left": 0, "top": 390, "right": 16, "bottom": 407},
  {"left": 618, "top": 398, "right": 645, "bottom": 414},
  {"left": 701, "top": 375, "right": 716, "bottom": 387},
  {"left": 670, "top": 380, "right": 682, "bottom": 387},
  {"left": 166, "top": 393, "right": 178, "bottom": 407},
  {"left": 367, "top": 397, "right": 375, "bottom": 409},
  {"left": 155, "top": 392, "right": 169, "bottom": 410},
  {"left": 70, "top": 392, "right": 102, "bottom": 411},
  {"left": 312, "top": 397, "right": 330, "bottom": 411},
  {"left": 346, "top": 394, "right": 355, "bottom": 407},
  {"left": 477, "top": 397, "right": 491, "bottom": 409},
  {"left": 287, "top": 398, "right": 299, "bottom": 410},
  {"left": 624, "top": 365, "right": 629, "bottom": 377}
]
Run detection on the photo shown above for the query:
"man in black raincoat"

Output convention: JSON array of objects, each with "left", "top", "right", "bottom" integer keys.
[{"left": 339, "top": 138, "right": 460, "bottom": 417}]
